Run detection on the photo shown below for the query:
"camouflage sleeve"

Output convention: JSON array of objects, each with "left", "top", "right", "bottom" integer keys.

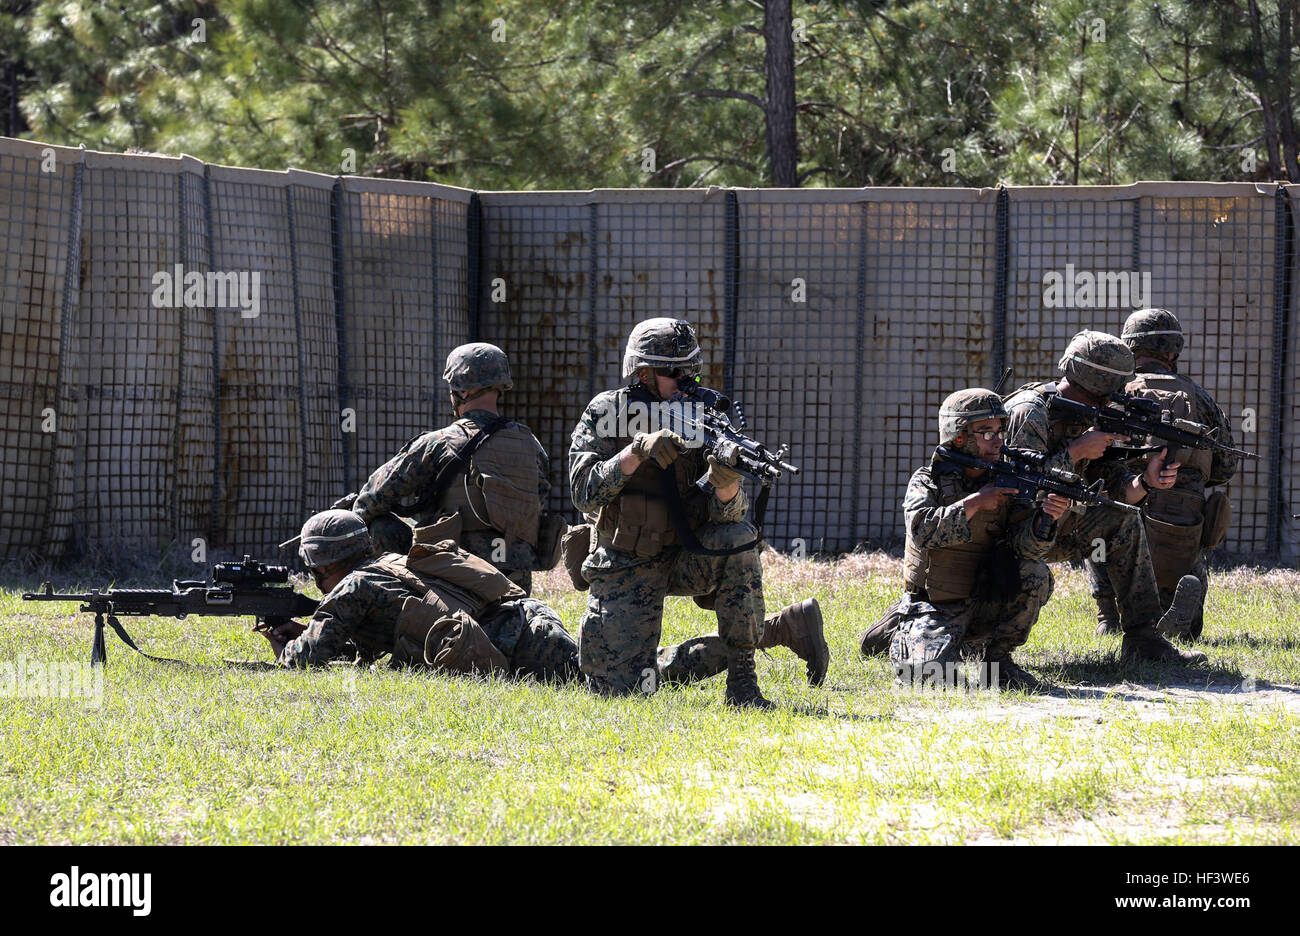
[
  {"left": 1004, "top": 397, "right": 1076, "bottom": 476},
  {"left": 353, "top": 431, "right": 453, "bottom": 523},
  {"left": 903, "top": 468, "right": 971, "bottom": 547},
  {"left": 569, "top": 394, "right": 629, "bottom": 514},
  {"left": 279, "top": 571, "right": 406, "bottom": 668},
  {"left": 709, "top": 483, "right": 749, "bottom": 523},
  {"left": 279, "top": 576, "right": 369, "bottom": 668},
  {"left": 1195, "top": 385, "right": 1240, "bottom": 487},
  {"left": 534, "top": 433, "right": 551, "bottom": 507},
  {"left": 1009, "top": 508, "right": 1055, "bottom": 560}
]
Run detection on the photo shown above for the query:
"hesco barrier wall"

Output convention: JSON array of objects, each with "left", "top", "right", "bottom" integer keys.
[{"left": 0, "top": 137, "right": 1295, "bottom": 564}]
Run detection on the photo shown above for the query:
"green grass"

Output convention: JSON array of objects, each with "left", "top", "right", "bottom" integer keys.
[{"left": 1, "top": 552, "right": 1298, "bottom": 844}]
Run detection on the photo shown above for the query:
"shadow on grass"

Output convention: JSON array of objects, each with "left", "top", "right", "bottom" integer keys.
[
  {"left": 1033, "top": 653, "right": 1300, "bottom": 702},
  {"left": 1199, "top": 634, "right": 1300, "bottom": 652},
  {"left": 781, "top": 701, "right": 890, "bottom": 722}
]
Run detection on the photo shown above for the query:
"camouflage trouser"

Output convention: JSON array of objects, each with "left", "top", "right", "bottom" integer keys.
[
  {"left": 482, "top": 598, "right": 582, "bottom": 683},
  {"left": 369, "top": 512, "right": 532, "bottom": 594},
  {"left": 579, "top": 522, "right": 764, "bottom": 696},
  {"left": 1046, "top": 505, "right": 1162, "bottom": 633},
  {"left": 888, "top": 559, "right": 1053, "bottom": 670},
  {"left": 1088, "top": 550, "right": 1208, "bottom": 637},
  {"left": 483, "top": 598, "right": 771, "bottom": 688}
]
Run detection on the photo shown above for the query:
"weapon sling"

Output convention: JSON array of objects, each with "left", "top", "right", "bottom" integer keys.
[
  {"left": 406, "top": 415, "right": 512, "bottom": 517},
  {"left": 656, "top": 468, "right": 769, "bottom": 556}
]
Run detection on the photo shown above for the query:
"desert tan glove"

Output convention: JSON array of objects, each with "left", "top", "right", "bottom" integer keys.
[
  {"left": 631, "top": 429, "right": 687, "bottom": 468},
  {"left": 706, "top": 454, "right": 742, "bottom": 489}
]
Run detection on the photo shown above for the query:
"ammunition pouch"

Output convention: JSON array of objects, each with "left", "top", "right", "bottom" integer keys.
[
  {"left": 561, "top": 522, "right": 593, "bottom": 591},
  {"left": 595, "top": 491, "right": 677, "bottom": 558},
  {"left": 534, "top": 512, "right": 567, "bottom": 572},
  {"left": 1201, "top": 489, "right": 1231, "bottom": 549},
  {"left": 1142, "top": 513, "right": 1204, "bottom": 591},
  {"left": 393, "top": 600, "right": 508, "bottom": 675}
]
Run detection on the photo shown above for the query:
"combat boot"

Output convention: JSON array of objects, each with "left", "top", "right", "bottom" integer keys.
[
  {"left": 1093, "top": 594, "right": 1122, "bottom": 636},
  {"left": 1120, "top": 627, "right": 1207, "bottom": 665},
  {"left": 724, "top": 646, "right": 773, "bottom": 709},
  {"left": 985, "top": 651, "right": 1048, "bottom": 693},
  {"left": 858, "top": 595, "right": 903, "bottom": 658},
  {"left": 1156, "top": 575, "right": 1202, "bottom": 641},
  {"left": 758, "top": 598, "right": 829, "bottom": 686}
]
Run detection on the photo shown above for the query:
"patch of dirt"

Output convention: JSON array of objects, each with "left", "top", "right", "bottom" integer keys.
[
  {"left": 970, "top": 771, "right": 1277, "bottom": 845},
  {"left": 889, "top": 680, "right": 1300, "bottom": 725}
]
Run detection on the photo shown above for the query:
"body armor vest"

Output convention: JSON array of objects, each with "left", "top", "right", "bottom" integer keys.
[
  {"left": 1124, "top": 369, "right": 1212, "bottom": 588},
  {"left": 370, "top": 530, "right": 524, "bottom": 667},
  {"left": 903, "top": 468, "right": 1009, "bottom": 602},
  {"left": 1125, "top": 370, "right": 1215, "bottom": 495},
  {"left": 438, "top": 418, "right": 543, "bottom": 549},
  {"left": 594, "top": 388, "right": 708, "bottom": 558}
]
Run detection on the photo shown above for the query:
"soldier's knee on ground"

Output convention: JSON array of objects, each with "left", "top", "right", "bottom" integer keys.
[
  {"left": 367, "top": 513, "right": 414, "bottom": 555},
  {"left": 578, "top": 593, "right": 662, "bottom": 697}
]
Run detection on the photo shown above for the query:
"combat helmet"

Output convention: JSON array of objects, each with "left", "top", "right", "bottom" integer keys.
[
  {"left": 938, "top": 388, "right": 1008, "bottom": 446},
  {"left": 622, "top": 318, "right": 702, "bottom": 380},
  {"left": 1057, "top": 330, "right": 1134, "bottom": 398},
  {"left": 295, "top": 509, "right": 372, "bottom": 569},
  {"left": 443, "top": 342, "right": 513, "bottom": 396},
  {"left": 1122, "top": 308, "right": 1184, "bottom": 357}
]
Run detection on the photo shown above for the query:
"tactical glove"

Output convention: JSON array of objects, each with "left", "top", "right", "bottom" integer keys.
[
  {"left": 631, "top": 429, "right": 686, "bottom": 468},
  {"left": 706, "top": 454, "right": 742, "bottom": 489}
]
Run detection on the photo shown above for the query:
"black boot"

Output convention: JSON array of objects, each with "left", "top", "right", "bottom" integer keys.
[
  {"left": 1121, "top": 627, "right": 1207, "bottom": 665},
  {"left": 1093, "top": 594, "right": 1122, "bottom": 636},
  {"left": 725, "top": 646, "right": 773, "bottom": 709},
  {"left": 1156, "top": 575, "right": 1202, "bottom": 641}
]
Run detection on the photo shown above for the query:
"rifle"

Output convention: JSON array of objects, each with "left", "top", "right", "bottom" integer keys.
[
  {"left": 22, "top": 556, "right": 319, "bottom": 666},
  {"left": 935, "top": 445, "right": 1142, "bottom": 515},
  {"left": 652, "top": 386, "right": 799, "bottom": 555},
  {"left": 668, "top": 386, "right": 800, "bottom": 491},
  {"left": 1047, "top": 392, "right": 1259, "bottom": 463}
]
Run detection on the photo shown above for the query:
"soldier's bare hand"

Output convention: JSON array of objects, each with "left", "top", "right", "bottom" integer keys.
[
  {"left": 964, "top": 486, "right": 1018, "bottom": 518},
  {"left": 256, "top": 619, "right": 305, "bottom": 659},
  {"left": 1144, "top": 448, "right": 1180, "bottom": 490},
  {"left": 1040, "top": 493, "right": 1071, "bottom": 520},
  {"left": 1067, "top": 429, "right": 1129, "bottom": 463},
  {"left": 630, "top": 429, "right": 687, "bottom": 469}
]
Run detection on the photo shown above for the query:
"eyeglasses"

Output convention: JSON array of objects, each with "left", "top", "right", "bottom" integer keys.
[
  {"left": 968, "top": 429, "right": 1005, "bottom": 441},
  {"left": 654, "top": 367, "right": 700, "bottom": 383}
]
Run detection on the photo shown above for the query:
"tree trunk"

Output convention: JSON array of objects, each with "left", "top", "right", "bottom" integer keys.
[
  {"left": 1275, "top": 0, "right": 1300, "bottom": 179},
  {"left": 1247, "top": 0, "right": 1284, "bottom": 178},
  {"left": 764, "top": 0, "right": 797, "bottom": 187}
]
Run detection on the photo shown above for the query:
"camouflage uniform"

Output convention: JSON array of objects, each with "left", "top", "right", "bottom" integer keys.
[
  {"left": 570, "top": 387, "right": 763, "bottom": 695},
  {"left": 352, "top": 410, "right": 549, "bottom": 592},
  {"left": 569, "top": 318, "right": 769, "bottom": 701},
  {"left": 352, "top": 342, "right": 549, "bottom": 593},
  {"left": 888, "top": 390, "right": 1056, "bottom": 685},
  {"left": 1003, "top": 331, "right": 1189, "bottom": 642},
  {"left": 1088, "top": 310, "right": 1240, "bottom": 638},
  {"left": 280, "top": 555, "right": 580, "bottom": 682},
  {"left": 280, "top": 509, "right": 743, "bottom": 685}
]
